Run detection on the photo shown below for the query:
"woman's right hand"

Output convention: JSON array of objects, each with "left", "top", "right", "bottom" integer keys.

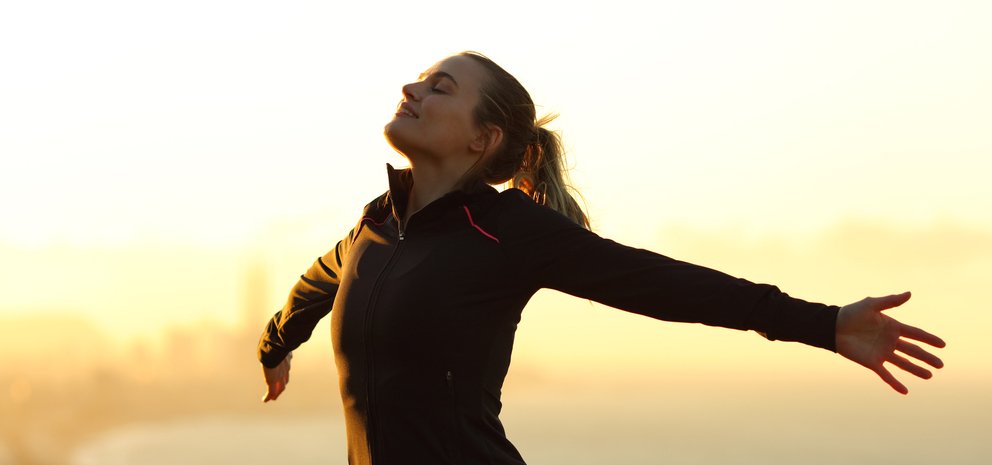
[{"left": 261, "top": 351, "right": 292, "bottom": 402}]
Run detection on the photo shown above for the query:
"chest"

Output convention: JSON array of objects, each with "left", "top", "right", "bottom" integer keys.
[{"left": 332, "top": 216, "right": 521, "bottom": 352}]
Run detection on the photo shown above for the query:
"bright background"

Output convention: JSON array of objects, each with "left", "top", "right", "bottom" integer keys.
[{"left": 2, "top": 1, "right": 989, "bottom": 464}]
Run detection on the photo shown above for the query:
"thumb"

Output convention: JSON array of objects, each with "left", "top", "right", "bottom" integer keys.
[{"left": 873, "top": 291, "right": 912, "bottom": 312}]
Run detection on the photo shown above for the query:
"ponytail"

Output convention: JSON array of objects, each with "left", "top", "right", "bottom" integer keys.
[
  {"left": 510, "top": 114, "right": 590, "bottom": 230},
  {"left": 457, "top": 51, "right": 591, "bottom": 231}
]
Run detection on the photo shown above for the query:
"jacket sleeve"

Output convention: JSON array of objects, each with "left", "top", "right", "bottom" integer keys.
[
  {"left": 257, "top": 226, "right": 356, "bottom": 368},
  {"left": 497, "top": 190, "right": 839, "bottom": 352}
]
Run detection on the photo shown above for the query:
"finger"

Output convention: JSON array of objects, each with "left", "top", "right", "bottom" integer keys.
[
  {"left": 264, "top": 380, "right": 284, "bottom": 402},
  {"left": 900, "top": 323, "right": 946, "bottom": 348},
  {"left": 886, "top": 352, "right": 932, "bottom": 380},
  {"left": 875, "top": 365, "right": 908, "bottom": 395},
  {"left": 874, "top": 291, "right": 912, "bottom": 311},
  {"left": 896, "top": 340, "right": 944, "bottom": 369}
]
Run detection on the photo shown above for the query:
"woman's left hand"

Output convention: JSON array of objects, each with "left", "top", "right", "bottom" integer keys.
[{"left": 836, "top": 291, "right": 945, "bottom": 394}]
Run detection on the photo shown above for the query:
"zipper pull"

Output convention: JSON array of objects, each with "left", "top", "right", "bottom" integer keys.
[
  {"left": 399, "top": 230, "right": 405, "bottom": 241},
  {"left": 445, "top": 370, "right": 453, "bottom": 387}
]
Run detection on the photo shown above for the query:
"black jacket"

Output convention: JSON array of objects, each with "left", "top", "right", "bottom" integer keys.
[{"left": 258, "top": 163, "right": 840, "bottom": 465}]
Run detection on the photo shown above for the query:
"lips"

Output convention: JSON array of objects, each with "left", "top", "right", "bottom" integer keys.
[{"left": 397, "top": 102, "right": 419, "bottom": 118}]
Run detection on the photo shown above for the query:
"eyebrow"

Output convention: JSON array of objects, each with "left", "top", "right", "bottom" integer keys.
[{"left": 417, "top": 70, "right": 459, "bottom": 87}]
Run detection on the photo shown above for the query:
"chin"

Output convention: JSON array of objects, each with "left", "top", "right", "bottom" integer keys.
[
  {"left": 383, "top": 123, "right": 414, "bottom": 158},
  {"left": 383, "top": 121, "right": 402, "bottom": 147}
]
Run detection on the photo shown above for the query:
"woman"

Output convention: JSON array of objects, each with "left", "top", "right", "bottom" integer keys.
[{"left": 257, "top": 51, "right": 945, "bottom": 465}]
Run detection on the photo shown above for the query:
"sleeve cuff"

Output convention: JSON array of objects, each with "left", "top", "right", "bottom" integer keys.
[{"left": 763, "top": 302, "right": 840, "bottom": 353}]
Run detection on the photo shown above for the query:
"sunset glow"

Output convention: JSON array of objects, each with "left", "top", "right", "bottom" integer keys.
[{"left": 1, "top": 1, "right": 989, "bottom": 464}]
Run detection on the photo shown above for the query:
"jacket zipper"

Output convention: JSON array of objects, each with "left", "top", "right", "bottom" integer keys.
[
  {"left": 363, "top": 217, "right": 406, "bottom": 464},
  {"left": 445, "top": 369, "right": 463, "bottom": 463}
]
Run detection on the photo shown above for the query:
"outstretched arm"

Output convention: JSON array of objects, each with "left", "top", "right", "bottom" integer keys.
[
  {"left": 836, "top": 291, "right": 945, "bottom": 394},
  {"left": 497, "top": 190, "right": 839, "bottom": 351},
  {"left": 257, "top": 234, "right": 352, "bottom": 369},
  {"left": 258, "top": 225, "right": 356, "bottom": 402}
]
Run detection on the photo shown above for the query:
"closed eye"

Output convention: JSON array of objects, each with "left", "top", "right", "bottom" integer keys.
[{"left": 431, "top": 86, "right": 447, "bottom": 94}]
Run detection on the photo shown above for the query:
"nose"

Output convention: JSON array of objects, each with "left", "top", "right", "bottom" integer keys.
[{"left": 401, "top": 82, "right": 421, "bottom": 102}]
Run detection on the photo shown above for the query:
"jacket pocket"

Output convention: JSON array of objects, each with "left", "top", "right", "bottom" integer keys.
[{"left": 445, "top": 369, "right": 464, "bottom": 464}]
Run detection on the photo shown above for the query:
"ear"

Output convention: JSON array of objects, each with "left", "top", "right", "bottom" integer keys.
[{"left": 469, "top": 123, "right": 504, "bottom": 156}]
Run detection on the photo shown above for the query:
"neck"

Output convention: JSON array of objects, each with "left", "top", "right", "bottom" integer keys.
[{"left": 403, "top": 157, "right": 476, "bottom": 225}]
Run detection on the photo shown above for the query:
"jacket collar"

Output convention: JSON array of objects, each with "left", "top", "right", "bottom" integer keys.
[{"left": 384, "top": 163, "right": 496, "bottom": 224}]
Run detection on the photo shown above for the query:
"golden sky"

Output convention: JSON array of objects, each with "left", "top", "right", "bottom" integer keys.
[{"left": 1, "top": 1, "right": 989, "bottom": 384}]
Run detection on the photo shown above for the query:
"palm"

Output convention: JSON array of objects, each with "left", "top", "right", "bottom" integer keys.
[{"left": 836, "top": 292, "right": 945, "bottom": 394}]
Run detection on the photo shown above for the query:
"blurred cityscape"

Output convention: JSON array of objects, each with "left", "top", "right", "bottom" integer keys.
[
  {"left": 0, "top": 263, "right": 340, "bottom": 465},
  {"left": 1, "top": 230, "right": 990, "bottom": 464}
]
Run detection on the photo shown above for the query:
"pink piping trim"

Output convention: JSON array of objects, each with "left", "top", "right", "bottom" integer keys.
[
  {"left": 356, "top": 215, "right": 389, "bottom": 237},
  {"left": 361, "top": 215, "right": 389, "bottom": 226},
  {"left": 462, "top": 205, "right": 500, "bottom": 243}
]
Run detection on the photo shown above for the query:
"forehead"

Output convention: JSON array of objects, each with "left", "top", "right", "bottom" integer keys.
[{"left": 419, "top": 55, "right": 487, "bottom": 87}]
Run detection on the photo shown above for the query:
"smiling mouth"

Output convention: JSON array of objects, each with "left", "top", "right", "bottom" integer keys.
[{"left": 396, "top": 102, "right": 419, "bottom": 118}]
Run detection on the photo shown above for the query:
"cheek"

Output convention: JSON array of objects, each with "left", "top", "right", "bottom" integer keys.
[
  {"left": 425, "top": 95, "right": 471, "bottom": 122},
  {"left": 448, "top": 106, "right": 480, "bottom": 138}
]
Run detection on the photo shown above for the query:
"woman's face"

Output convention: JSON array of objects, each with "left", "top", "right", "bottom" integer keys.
[{"left": 383, "top": 55, "right": 490, "bottom": 161}]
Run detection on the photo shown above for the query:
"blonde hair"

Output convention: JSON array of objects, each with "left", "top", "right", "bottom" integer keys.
[{"left": 457, "top": 51, "right": 590, "bottom": 230}]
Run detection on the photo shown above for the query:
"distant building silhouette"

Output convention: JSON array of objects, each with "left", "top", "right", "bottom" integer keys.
[{"left": 240, "top": 259, "right": 270, "bottom": 334}]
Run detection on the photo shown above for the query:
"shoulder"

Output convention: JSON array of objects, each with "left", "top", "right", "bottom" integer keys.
[
  {"left": 494, "top": 187, "right": 583, "bottom": 237},
  {"left": 497, "top": 187, "right": 574, "bottom": 220},
  {"left": 360, "top": 190, "right": 391, "bottom": 220},
  {"left": 339, "top": 190, "right": 391, "bottom": 242},
  {"left": 450, "top": 188, "right": 545, "bottom": 246},
  {"left": 495, "top": 187, "right": 543, "bottom": 215}
]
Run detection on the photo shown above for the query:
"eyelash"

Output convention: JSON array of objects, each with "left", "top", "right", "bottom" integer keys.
[{"left": 430, "top": 86, "right": 446, "bottom": 94}]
